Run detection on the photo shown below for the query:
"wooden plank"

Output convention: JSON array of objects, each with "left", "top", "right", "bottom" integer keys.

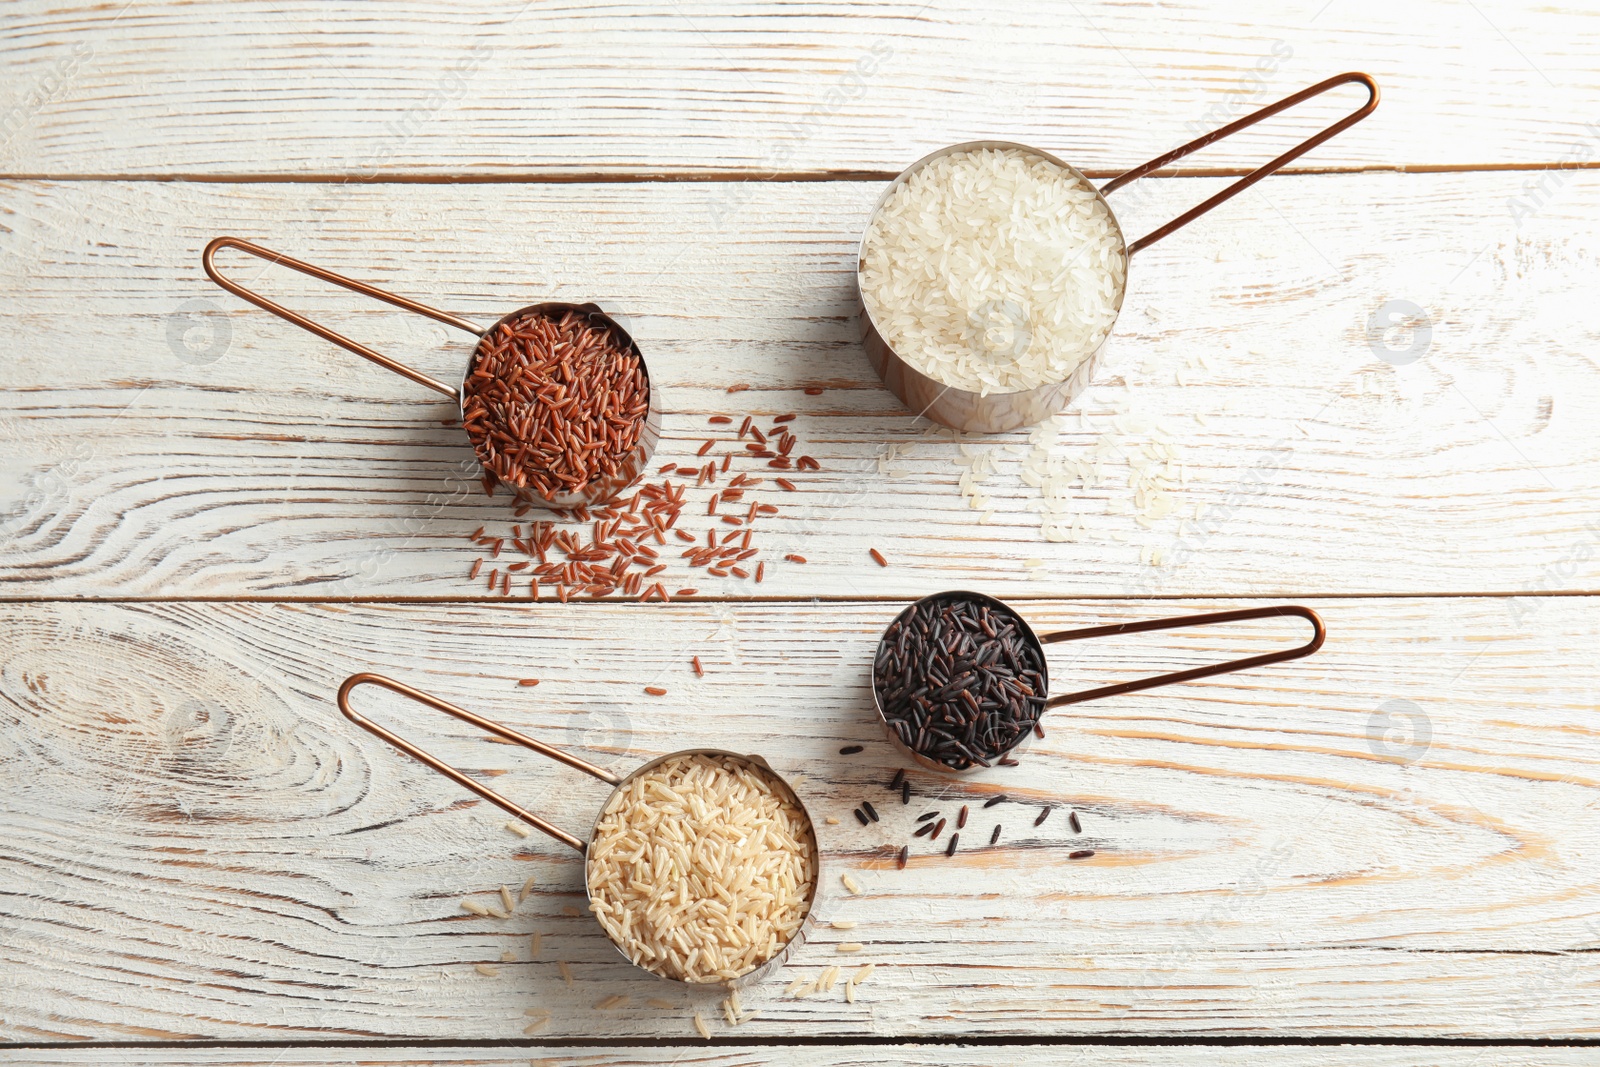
[
  {"left": 1, "top": 173, "right": 1597, "bottom": 599},
  {"left": 8, "top": 1046, "right": 1600, "bottom": 1066},
  {"left": 4, "top": 596, "right": 1600, "bottom": 1042},
  {"left": 1, "top": 1, "right": 1598, "bottom": 177}
]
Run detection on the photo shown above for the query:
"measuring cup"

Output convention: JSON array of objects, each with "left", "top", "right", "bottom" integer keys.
[
  {"left": 203, "top": 237, "right": 661, "bottom": 509},
  {"left": 337, "top": 672, "right": 819, "bottom": 987},
  {"left": 871, "top": 592, "right": 1325, "bottom": 773},
  {"left": 858, "top": 72, "right": 1379, "bottom": 433}
]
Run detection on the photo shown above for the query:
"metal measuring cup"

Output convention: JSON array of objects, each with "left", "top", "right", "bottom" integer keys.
[
  {"left": 857, "top": 72, "right": 1380, "bottom": 433},
  {"left": 203, "top": 237, "right": 661, "bottom": 509},
  {"left": 871, "top": 592, "right": 1325, "bottom": 774},
  {"left": 337, "top": 672, "right": 820, "bottom": 987}
]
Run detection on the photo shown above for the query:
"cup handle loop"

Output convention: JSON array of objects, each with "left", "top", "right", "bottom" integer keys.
[
  {"left": 1039, "top": 605, "right": 1325, "bottom": 708},
  {"left": 203, "top": 236, "right": 483, "bottom": 401},
  {"left": 337, "top": 672, "right": 621, "bottom": 853},
  {"left": 1102, "top": 72, "right": 1379, "bottom": 256}
]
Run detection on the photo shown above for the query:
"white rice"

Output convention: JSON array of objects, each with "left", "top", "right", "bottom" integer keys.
[
  {"left": 586, "top": 753, "right": 817, "bottom": 983},
  {"left": 861, "top": 146, "right": 1126, "bottom": 396}
]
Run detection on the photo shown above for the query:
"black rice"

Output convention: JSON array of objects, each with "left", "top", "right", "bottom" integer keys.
[
  {"left": 957, "top": 805, "right": 968, "bottom": 830},
  {"left": 1034, "top": 806, "right": 1052, "bottom": 827},
  {"left": 862, "top": 801, "right": 879, "bottom": 823},
  {"left": 983, "top": 794, "right": 1007, "bottom": 808},
  {"left": 889, "top": 768, "right": 905, "bottom": 791},
  {"left": 901, "top": 779, "right": 911, "bottom": 805},
  {"left": 913, "top": 821, "right": 936, "bottom": 838},
  {"left": 990, "top": 824, "right": 1001, "bottom": 846},
  {"left": 1069, "top": 849, "right": 1095, "bottom": 860},
  {"left": 872, "top": 593, "right": 1047, "bottom": 770},
  {"left": 896, "top": 845, "right": 909, "bottom": 869},
  {"left": 1069, "top": 810, "right": 1082, "bottom": 834},
  {"left": 945, "top": 833, "right": 959, "bottom": 857},
  {"left": 839, "top": 745, "right": 864, "bottom": 755},
  {"left": 853, "top": 808, "right": 869, "bottom": 826},
  {"left": 916, "top": 811, "right": 938, "bottom": 823}
]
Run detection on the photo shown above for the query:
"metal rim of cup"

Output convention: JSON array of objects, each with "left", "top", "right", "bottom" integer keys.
[{"left": 855, "top": 141, "right": 1131, "bottom": 435}]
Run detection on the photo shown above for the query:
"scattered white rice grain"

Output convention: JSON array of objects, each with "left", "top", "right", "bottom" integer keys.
[
  {"left": 693, "top": 1011, "right": 711, "bottom": 1040},
  {"left": 825, "top": 816, "right": 840, "bottom": 825},
  {"left": 530, "top": 932, "right": 543, "bottom": 959},
  {"left": 841, "top": 874, "right": 861, "bottom": 895},
  {"left": 500, "top": 950, "right": 516, "bottom": 964},
  {"left": 559, "top": 961, "right": 573, "bottom": 986},
  {"left": 460, "top": 899, "right": 491, "bottom": 918},
  {"left": 474, "top": 964, "right": 499, "bottom": 977},
  {"left": 524, "top": 1006, "right": 546, "bottom": 1017},
  {"left": 596, "top": 994, "right": 629, "bottom": 1010},
  {"left": 837, "top": 943, "right": 864, "bottom": 953},
  {"left": 786, "top": 977, "right": 810, "bottom": 997},
  {"left": 1024, "top": 557, "right": 1044, "bottom": 568},
  {"left": 647, "top": 997, "right": 677, "bottom": 1010},
  {"left": 821, "top": 965, "right": 840, "bottom": 992},
  {"left": 853, "top": 963, "right": 876, "bottom": 984},
  {"left": 846, "top": 978, "right": 857, "bottom": 1003},
  {"left": 523, "top": 1015, "right": 549, "bottom": 1034},
  {"left": 505, "top": 821, "right": 532, "bottom": 838},
  {"left": 500, "top": 886, "right": 516, "bottom": 916},
  {"left": 831, "top": 920, "right": 857, "bottom": 930},
  {"left": 561, "top": 905, "right": 581, "bottom": 918},
  {"left": 517, "top": 876, "right": 536, "bottom": 903}
]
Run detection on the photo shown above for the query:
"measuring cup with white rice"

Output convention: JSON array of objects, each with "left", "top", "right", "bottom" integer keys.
[
  {"left": 338, "top": 673, "right": 819, "bottom": 987},
  {"left": 858, "top": 72, "right": 1378, "bottom": 432}
]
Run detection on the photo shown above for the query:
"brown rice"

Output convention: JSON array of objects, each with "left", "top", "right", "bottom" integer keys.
[{"left": 586, "top": 753, "right": 817, "bottom": 983}]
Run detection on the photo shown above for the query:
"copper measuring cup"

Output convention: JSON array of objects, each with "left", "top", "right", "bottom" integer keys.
[
  {"left": 203, "top": 237, "right": 661, "bottom": 509},
  {"left": 857, "top": 72, "right": 1380, "bottom": 433},
  {"left": 871, "top": 593, "right": 1325, "bottom": 774},
  {"left": 337, "top": 672, "right": 819, "bottom": 987}
]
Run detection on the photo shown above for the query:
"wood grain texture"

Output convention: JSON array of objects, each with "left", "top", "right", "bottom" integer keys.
[
  {"left": 1, "top": 173, "right": 1596, "bottom": 599},
  {"left": 3, "top": 597, "right": 1600, "bottom": 1042},
  {"left": 8, "top": 1047, "right": 1600, "bottom": 1066},
  {"left": 1, "top": 1, "right": 1598, "bottom": 177}
]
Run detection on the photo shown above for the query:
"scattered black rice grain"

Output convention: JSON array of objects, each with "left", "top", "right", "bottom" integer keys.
[
  {"left": 957, "top": 805, "right": 969, "bottom": 830},
  {"left": 1034, "top": 806, "right": 1053, "bottom": 827},
  {"left": 998, "top": 757, "right": 1020, "bottom": 767},
  {"left": 839, "top": 745, "right": 864, "bottom": 755},
  {"left": 983, "top": 794, "right": 1007, "bottom": 808},
  {"left": 1069, "top": 810, "right": 1082, "bottom": 834},
  {"left": 930, "top": 818, "right": 946, "bottom": 841},
  {"left": 896, "top": 845, "right": 909, "bottom": 870},
  {"left": 945, "top": 833, "right": 959, "bottom": 857},
  {"left": 913, "top": 821, "right": 936, "bottom": 838},
  {"left": 889, "top": 768, "right": 905, "bottom": 791},
  {"left": 916, "top": 811, "right": 938, "bottom": 823},
  {"left": 1069, "top": 849, "right": 1096, "bottom": 860},
  {"left": 990, "top": 824, "right": 1002, "bottom": 846},
  {"left": 853, "top": 808, "right": 869, "bottom": 826},
  {"left": 872, "top": 593, "right": 1047, "bottom": 770},
  {"left": 901, "top": 779, "right": 911, "bottom": 805},
  {"left": 862, "top": 801, "right": 879, "bottom": 823}
]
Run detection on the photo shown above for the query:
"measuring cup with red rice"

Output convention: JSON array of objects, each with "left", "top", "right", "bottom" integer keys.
[
  {"left": 338, "top": 672, "right": 819, "bottom": 987},
  {"left": 871, "top": 592, "right": 1325, "bottom": 774},
  {"left": 204, "top": 238, "right": 660, "bottom": 509},
  {"left": 857, "top": 72, "right": 1379, "bottom": 433}
]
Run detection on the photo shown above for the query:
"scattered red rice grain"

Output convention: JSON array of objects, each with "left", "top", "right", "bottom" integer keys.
[
  {"left": 797, "top": 456, "right": 820, "bottom": 471},
  {"left": 697, "top": 440, "right": 715, "bottom": 457},
  {"left": 738, "top": 416, "right": 752, "bottom": 438},
  {"left": 776, "top": 478, "right": 797, "bottom": 491},
  {"left": 518, "top": 679, "right": 540, "bottom": 687},
  {"left": 755, "top": 562, "right": 765, "bottom": 583},
  {"left": 774, "top": 413, "right": 796, "bottom": 423},
  {"left": 785, "top": 554, "right": 807, "bottom": 564},
  {"left": 727, "top": 383, "right": 749, "bottom": 393},
  {"left": 709, "top": 415, "right": 732, "bottom": 424},
  {"left": 730, "top": 566, "right": 749, "bottom": 579},
  {"left": 869, "top": 548, "right": 888, "bottom": 567},
  {"left": 804, "top": 386, "right": 824, "bottom": 396},
  {"left": 692, "top": 656, "right": 704, "bottom": 677},
  {"left": 470, "top": 558, "right": 483, "bottom": 580},
  {"left": 658, "top": 463, "right": 677, "bottom": 474},
  {"left": 645, "top": 686, "right": 668, "bottom": 696}
]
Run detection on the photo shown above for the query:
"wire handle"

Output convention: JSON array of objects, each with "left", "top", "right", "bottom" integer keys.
[
  {"left": 337, "top": 672, "right": 620, "bottom": 853},
  {"left": 1041, "top": 605, "right": 1325, "bottom": 708},
  {"left": 1102, "top": 72, "right": 1379, "bottom": 256},
  {"left": 202, "top": 236, "right": 484, "bottom": 401}
]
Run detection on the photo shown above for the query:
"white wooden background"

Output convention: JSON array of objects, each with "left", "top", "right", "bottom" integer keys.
[{"left": 4, "top": 2, "right": 1600, "bottom": 1065}]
